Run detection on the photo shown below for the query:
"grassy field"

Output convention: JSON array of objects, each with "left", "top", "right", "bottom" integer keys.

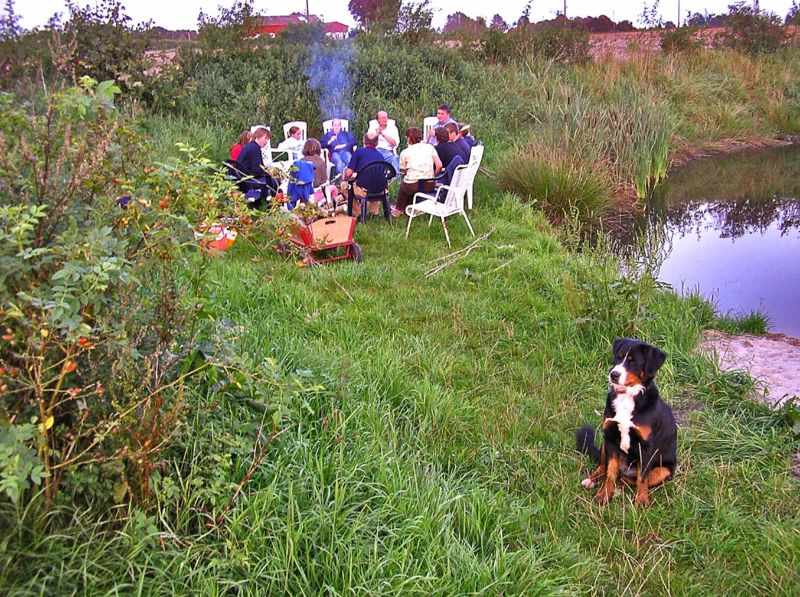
[
  {"left": 4, "top": 180, "right": 798, "bottom": 595},
  {"left": 3, "top": 42, "right": 800, "bottom": 594}
]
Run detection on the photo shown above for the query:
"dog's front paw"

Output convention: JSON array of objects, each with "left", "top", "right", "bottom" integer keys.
[
  {"left": 594, "top": 489, "right": 612, "bottom": 506},
  {"left": 635, "top": 493, "right": 651, "bottom": 508},
  {"left": 581, "top": 477, "right": 597, "bottom": 489}
]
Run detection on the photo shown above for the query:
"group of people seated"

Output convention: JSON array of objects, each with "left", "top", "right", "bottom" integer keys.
[{"left": 227, "top": 103, "right": 478, "bottom": 218}]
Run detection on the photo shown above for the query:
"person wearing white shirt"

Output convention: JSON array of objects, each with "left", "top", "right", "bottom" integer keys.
[
  {"left": 277, "top": 126, "right": 305, "bottom": 162},
  {"left": 367, "top": 110, "right": 400, "bottom": 173}
]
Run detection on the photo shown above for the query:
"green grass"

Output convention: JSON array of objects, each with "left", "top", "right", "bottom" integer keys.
[
  {"left": 715, "top": 310, "right": 771, "bottom": 335},
  {"left": 4, "top": 42, "right": 800, "bottom": 596},
  {"left": 3, "top": 189, "right": 798, "bottom": 594}
]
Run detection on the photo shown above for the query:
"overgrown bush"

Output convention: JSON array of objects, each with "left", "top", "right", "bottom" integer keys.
[
  {"left": 497, "top": 148, "right": 613, "bottom": 222},
  {"left": 0, "top": 77, "right": 258, "bottom": 510},
  {"left": 720, "top": 3, "right": 788, "bottom": 54},
  {"left": 477, "top": 23, "right": 589, "bottom": 64},
  {"left": 660, "top": 26, "right": 702, "bottom": 53}
]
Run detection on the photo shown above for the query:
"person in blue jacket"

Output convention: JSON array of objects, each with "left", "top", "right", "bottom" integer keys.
[{"left": 321, "top": 118, "right": 357, "bottom": 178}]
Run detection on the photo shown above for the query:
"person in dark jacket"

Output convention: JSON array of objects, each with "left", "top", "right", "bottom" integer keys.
[
  {"left": 321, "top": 118, "right": 357, "bottom": 177},
  {"left": 237, "top": 127, "right": 277, "bottom": 205},
  {"left": 446, "top": 123, "right": 473, "bottom": 159}
]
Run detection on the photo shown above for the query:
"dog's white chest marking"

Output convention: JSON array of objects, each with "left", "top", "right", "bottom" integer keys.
[{"left": 610, "top": 385, "right": 644, "bottom": 453}]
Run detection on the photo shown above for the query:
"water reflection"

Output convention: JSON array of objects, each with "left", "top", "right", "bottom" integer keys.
[{"left": 614, "top": 145, "right": 800, "bottom": 336}]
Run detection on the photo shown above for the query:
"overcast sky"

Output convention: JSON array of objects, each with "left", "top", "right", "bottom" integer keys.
[{"left": 12, "top": 1, "right": 796, "bottom": 31}]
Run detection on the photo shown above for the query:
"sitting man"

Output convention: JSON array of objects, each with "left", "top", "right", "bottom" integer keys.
[
  {"left": 447, "top": 122, "right": 473, "bottom": 158},
  {"left": 277, "top": 126, "right": 305, "bottom": 162},
  {"left": 428, "top": 103, "right": 456, "bottom": 144},
  {"left": 321, "top": 118, "right": 357, "bottom": 177},
  {"left": 237, "top": 127, "right": 278, "bottom": 207},
  {"left": 341, "top": 132, "right": 387, "bottom": 218},
  {"left": 367, "top": 110, "right": 400, "bottom": 174},
  {"left": 433, "top": 127, "right": 468, "bottom": 186}
]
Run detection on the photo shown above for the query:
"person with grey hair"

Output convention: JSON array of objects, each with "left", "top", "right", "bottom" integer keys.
[
  {"left": 321, "top": 118, "right": 357, "bottom": 177},
  {"left": 367, "top": 110, "right": 400, "bottom": 173}
]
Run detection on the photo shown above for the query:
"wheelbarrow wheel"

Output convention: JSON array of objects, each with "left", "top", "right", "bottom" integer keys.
[{"left": 350, "top": 242, "right": 363, "bottom": 263}]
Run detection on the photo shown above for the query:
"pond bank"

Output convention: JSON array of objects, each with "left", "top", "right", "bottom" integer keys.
[
  {"left": 668, "top": 133, "right": 800, "bottom": 170},
  {"left": 699, "top": 330, "right": 800, "bottom": 408},
  {"left": 605, "top": 134, "right": 800, "bottom": 217}
]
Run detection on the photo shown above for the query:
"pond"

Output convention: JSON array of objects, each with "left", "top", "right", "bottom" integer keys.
[{"left": 617, "top": 145, "right": 800, "bottom": 337}]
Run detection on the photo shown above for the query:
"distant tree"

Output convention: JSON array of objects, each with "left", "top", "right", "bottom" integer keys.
[
  {"left": 685, "top": 10, "right": 727, "bottom": 27},
  {"left": 444, "top": 12, "right": 468, "bottom": 34},
  {"left": 0, "top": 0, "right": 22, "bottom": 41},
  {"left": 490, "top": 13, "right": 508, "bottom": 31},
  {"left": 639, "top": 0, "right": 664, "bottom": 28},
  {"left": 279, "top": 21, "right": 325, "bottom": 46},
  {"left": 572, "top": 15, "right": 616, "bottom": 32},
  {"left": 443, "top": 11, "right": 486, "bottom": 35},
  {"left": 721, "top": 1, "right": 787, "bottom": 54},
  {"left": 616, "top": 20, "right": 636, "bottom": 31},
  {"left": 396, "top": 0, "right": 433, "bottom": 42},
  {"left": 197, "top": 0, "right": 254, "bottom": 50},
  {"left": 348, "top": 0, "right": 402, "bottom": 33},
  {"left": 787, "top": 1, "right": 800, "bottom": 25},
  {"left": 514, "top": 0, "right": 533, "bottom": 29},
  {"left": 62, "top": 0, "right": 152, "bottom": 88}
]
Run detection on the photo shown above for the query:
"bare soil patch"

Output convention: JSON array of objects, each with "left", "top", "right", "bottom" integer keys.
[{"left": 698, "top": 330, "right": 800, "bottom": 409}]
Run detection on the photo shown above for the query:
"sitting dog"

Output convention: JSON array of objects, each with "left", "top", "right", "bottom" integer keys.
[{"left": 576, "top": 338, "right": 677, "bottom": 507}]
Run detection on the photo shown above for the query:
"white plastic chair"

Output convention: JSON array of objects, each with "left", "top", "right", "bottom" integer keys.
[
  {"left": 463, "top": 143, "right": 483, "bottom": 210},
  {"left": 423, "top": 116, "right": 439, "bottom": 143},
  {"left": 322, "top": 118, "right": 350, "bottom": 133},
  {"left": 282, "top": 121, "right": 308, "bottom": 142},
  {"left": 404, "top": 166, "right": 475, "bottom": 248}
]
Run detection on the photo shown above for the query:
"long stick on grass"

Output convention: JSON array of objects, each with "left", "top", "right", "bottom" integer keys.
[{"left": 424, "top": 229, "right": 494, "bottom": 277}]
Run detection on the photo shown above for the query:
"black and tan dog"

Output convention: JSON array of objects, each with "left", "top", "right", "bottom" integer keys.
[{"left": 576, "top": 338, "right": 677, "bottom": 507}]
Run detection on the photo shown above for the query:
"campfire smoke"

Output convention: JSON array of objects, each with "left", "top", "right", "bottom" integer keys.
[{"left": 306, "top": 41, "right": 355, "bottom": 122}]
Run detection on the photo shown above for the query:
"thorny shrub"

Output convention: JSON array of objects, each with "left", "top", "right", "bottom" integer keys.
[{"left": 0, "top": 77, "right": 274, "bottom": 511}]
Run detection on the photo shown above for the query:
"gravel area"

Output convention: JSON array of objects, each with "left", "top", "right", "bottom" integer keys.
[{"left": 699, "top": 330, "right": 800, "bottom": 408}]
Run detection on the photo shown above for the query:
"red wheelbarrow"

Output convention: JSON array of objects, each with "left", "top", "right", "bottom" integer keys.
[{"left": 285, "top": 215, "right": 363, "bottom": 264}]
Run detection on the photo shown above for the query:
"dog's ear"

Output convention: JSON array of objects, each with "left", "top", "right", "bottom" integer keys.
[
  {"left": 644, "top": 345, "right": 667, "bottom": 377},
  {"left": 611, "top": 338, "right": 625, "bottom": 356}
]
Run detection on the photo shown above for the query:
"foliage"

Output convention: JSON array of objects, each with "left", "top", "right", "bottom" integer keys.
[
  {"left": 279, "top": 21, "right": 325, "bottom": 46},
  {"left": 788, "top": 1, "right": 800, "bottom": 25},
  {"left": 660, "top": 25, "right": 702, "bottom": 53},
  {"left": 686, "top": 10, "right": 728, "bottom": 27},
  {"left": 498, "top": 148, "right": 613, "bottom": 222},
  {"left": 0, "top": 422, "right": 44, "bottom": 505},
  {"left": 476, "top": 22, "right": 590, "bottom": 64},
  {"left": 0, "top": 77, "right": 265, "bottom": 510},
  {"left": 443, "top": 12, "right": 487, "bottom": 35},
  {"left": 490, "top": 13, "right": 508, "bottom": 31},
  {"left": 197, "top": 0, "right": 254, "bottom": 52},
  {"left": 0, "top": 0, "right": 22, "bottom": 41},
  {"left": 720, "top": 2, "right": 788, "bottom": 54},
  {"left": 714, "top": 310, "right": 770, "bottom": 335},
  {"left": 528, "top": 21, "right": 590, "bottom": 63},
  {"left": 3, "top": 35, "right": 800, "bottom": 594},
  {"left": 348, "top": 0, "right": 402, "bottom": 34},
  {"left": 639, "top": 0, "right": 664, "bottom": 28},
  {"left": 395, "top": 0, "right": 434, "bottom": 43},
  {"left": 61, "top": 0, "right": 153, "bottom": 91}
]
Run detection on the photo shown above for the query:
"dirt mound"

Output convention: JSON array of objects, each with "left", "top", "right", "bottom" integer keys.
[{"left": 699, "top": 330, "right": 800, "bottom": 408}]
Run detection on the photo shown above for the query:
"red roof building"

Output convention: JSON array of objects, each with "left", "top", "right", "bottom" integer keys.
[
  {"left": 251, "top": 13, "right": 348, "bottom": 38},
  {"left": 323, "top": 22, "right": 349, "bottom": 39}
]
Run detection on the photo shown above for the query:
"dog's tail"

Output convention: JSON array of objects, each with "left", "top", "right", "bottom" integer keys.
[{"left": 576, "top": 424, "right": 601, "bottom": 463}]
